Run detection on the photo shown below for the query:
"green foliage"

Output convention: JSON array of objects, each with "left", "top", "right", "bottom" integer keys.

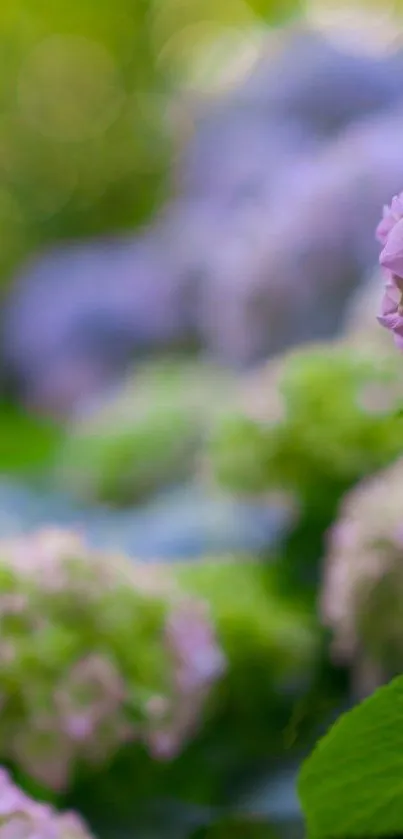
[
  {"left": 66, "top": 558, "right": 322, "bottom": 836},
  {"left": 190, "top": 816, "right": 279, "bottom": 838},
  {"left": 174, "top": 558, "right": 320, "bottom": 758},
  {"left": 54, "top": 360, "right": 236, "bottom": 504},
  {"left": 0, "top": 0, "right": 168, "bottom": 281},
  {"left": 210, "top": 343, "right": 403, "bottom": 502},
  {"left": 175, "top": 559, "right": 317, "bottom": 686},
  {"left": 298, "top": 675, "right": 403, "bottom": 838}
]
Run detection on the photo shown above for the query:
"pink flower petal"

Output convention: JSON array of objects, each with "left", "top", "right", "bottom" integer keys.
[
  {"left": 380, "top": 289, "right": 399, "bottom": 315},
  {"left": 390, "top": 194, "right": 403, "bottom": 218},
  {"left": 380, "top": 217, "right": 403, "bottom": 278},
  {"left": 376, "top": 206, "right": 396, "bottom": 245}
]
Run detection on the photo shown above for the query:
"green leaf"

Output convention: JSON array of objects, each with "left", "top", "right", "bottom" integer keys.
[{"left": 298, "top": 675, "right": 403, "bottom": 838}]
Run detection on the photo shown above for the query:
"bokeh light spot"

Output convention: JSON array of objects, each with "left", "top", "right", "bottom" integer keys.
[
  {"left": 17, "top": 35, "right": 125, "bottom": 141},
  {"left": 307, "top": 0, "right": 398, "bottom": 55}
]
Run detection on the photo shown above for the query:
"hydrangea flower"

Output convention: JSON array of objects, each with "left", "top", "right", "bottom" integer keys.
[
  {"left": 211, "top": 338, "right": 403, "bottom": 503},
  {"left": 0, "top": 528, "right": 226, "bottom": 790},
  {"left": 0, "top": 767, "right": 93, "bottom": 839},
  {"left": 376, "top": 191, "right": 403, "bottom": 349},
  {"left": 321, "top": 457, "right": 403, "bottom": 671}
]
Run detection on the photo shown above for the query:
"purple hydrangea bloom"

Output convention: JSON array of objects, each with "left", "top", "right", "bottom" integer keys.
[
  {"left": 377, "top": 190, "right": 403, "bottom": 348},
  {"left": 376, "top": 193, "right": 403, "bottom": 246},
  {"left": 380, "top": 225, "right": 403, "bottom": 281}
]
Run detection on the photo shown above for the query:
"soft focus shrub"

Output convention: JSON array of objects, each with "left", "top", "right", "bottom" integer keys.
[
  {"left": 0, "top": 767, "right": 93, "bottom": 839},
  {"left": 0, "top": 528, "right": 225, "bottom": 791},
  {"left": 0, "top": 0, "right": 169, "bottom": 282},
  {"left": 0, "top": 0, "right": 302, "bottom": 284},
  {"left": 175, "top": 558, "right": 318, "bottom": 700},
  {"left": 67, "top": 555, "right": 320, "bottom": 833},
  {"left": 54, "top": 360, "right": 236, "bottom": 504}
]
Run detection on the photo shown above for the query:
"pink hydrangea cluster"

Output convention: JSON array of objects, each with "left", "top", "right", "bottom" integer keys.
[
  {"left": 0, "top": 529, "right": 226, "bottom": 790},
  {"left": 376, "top": 192, "right": 403, "bottom": 349},
  {"left": 10, "top": 653, "right": 133, "bottom": 791},
  {"left": 321, "top": 457, "right": 403, "bottom": 668},
  {"left": 0, "top": 767, "right": 93, "bottom": 839}
]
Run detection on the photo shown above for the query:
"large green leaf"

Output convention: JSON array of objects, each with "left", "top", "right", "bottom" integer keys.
[
  {"left": 0, "top": 402, "right": 62, "bottom": 474},
  {"left": 298, "top": 675, "right": 403, "bottom": 838}
]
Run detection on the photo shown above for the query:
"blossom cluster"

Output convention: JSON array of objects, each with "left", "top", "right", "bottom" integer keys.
[
  {"left": 0, "top": 528, "right": 225, "bottom": 791},
  {"left": 376, "top": 192, "right": 403, "bottom": 349},
  {"left": 211, "top": 339, "right": 403, "bottom": 500},
  {"left": 54, "top": 360, "right": 236, "bottom": 505},
  {"left": 0, "top": 767, "right": 93, "bottom": 839},
  {"left": 321, "top": 457, "right": 403, "bottom": 669}
]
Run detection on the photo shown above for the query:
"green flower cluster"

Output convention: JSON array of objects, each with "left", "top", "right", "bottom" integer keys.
[
  {"left": 210, "top": 339, "right": 403, "bottom": 502},
  {"left": 54, "top": 360, "right": 236, "bottom": 503}
]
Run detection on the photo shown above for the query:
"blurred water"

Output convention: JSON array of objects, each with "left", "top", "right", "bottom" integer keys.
[
  {"left": 0, "top": 478, "right": 292, "bottom": 560},
  {"left": 87, "top": 485, "right": 292, "bottom": 560}
]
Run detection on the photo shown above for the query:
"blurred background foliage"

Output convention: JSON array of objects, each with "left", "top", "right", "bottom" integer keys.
[
  {"left": 2, "top": 0, "right": 403, "bottom": 837},
  {"left": 1, "top": 0, "right": 400, "bottom": 282},
  {"left": 0, "top": 0, "right": 302, "bottom": 281}
]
